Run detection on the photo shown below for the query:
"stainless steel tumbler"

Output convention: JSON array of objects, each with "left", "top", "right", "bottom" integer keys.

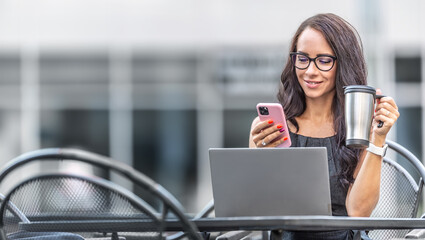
[{"left": 344, "top": 85, "right": 377, "bottom": 148}]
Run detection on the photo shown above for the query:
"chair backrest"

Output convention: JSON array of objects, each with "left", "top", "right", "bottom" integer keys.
[
  {"left": 369, "top": 140, "right": 425, "bottom": 240},
  {"left": 0, "top": 148, "right": 201, "bottom": 240},
  {"left": 0, "top": 173, "right": 162, "bottom": 239}
]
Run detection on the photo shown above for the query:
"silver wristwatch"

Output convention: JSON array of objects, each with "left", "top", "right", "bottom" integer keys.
[{"left": 366, "top": 142, "right": 388, "bottom": 157}]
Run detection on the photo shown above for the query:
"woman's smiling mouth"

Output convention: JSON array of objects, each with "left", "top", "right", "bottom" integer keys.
[{"left": 304, "top": 80, "right": 323, "bottom": 88}]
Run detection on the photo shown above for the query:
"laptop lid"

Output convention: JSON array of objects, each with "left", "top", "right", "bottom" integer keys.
[{"left": 209, "top": 147, "right": 332, "bottom": 217}]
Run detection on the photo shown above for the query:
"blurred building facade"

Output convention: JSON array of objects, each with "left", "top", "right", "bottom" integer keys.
[{"left": 0, "top": 0, "right": 423, "bottom": 212}]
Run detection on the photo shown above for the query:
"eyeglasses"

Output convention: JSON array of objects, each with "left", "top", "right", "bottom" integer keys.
[{"left": 290, "top": 52, "right": 337, "bottom": 72}]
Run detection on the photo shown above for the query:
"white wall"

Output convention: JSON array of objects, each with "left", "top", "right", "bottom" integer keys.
[{"left": 0, "top": 0, "right": 358, "bottom": 48}]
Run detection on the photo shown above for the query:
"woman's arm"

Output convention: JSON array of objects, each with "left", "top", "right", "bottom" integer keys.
[
  {"left": 345, "top": 92, "right": 400, "bottom": 217},
  {"left": 345, "top": 138, "right": 384, "bottom": 217}
]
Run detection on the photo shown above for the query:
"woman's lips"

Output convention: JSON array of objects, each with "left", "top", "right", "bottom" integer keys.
[{"left": 304, "top": 80, "right": 323, "bottom": 88}]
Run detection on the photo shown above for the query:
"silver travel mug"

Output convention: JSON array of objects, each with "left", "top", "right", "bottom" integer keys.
[{"left": 344, "top": 85, "right": 383, "bottom": 148}]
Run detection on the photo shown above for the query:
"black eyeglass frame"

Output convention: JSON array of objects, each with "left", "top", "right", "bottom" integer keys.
[{"left": 290, "top": 52, "right": 337, "bottom": 72}]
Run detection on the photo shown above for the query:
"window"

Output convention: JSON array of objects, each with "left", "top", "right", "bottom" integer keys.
[
  {"left": 40, "top": 110, "right": 110, "bottom": 156},
  {"left": 395, "top": 56, "right": 421, "bottom": 83},
  {"left": 224, "top": 110, "right": 257, "bottom": 148},
  {"left": 133, "top": 110, "right": 197, "bottom": 207},
  {"left": 396, "top": 107, "right": 422, "bottom": 181}
]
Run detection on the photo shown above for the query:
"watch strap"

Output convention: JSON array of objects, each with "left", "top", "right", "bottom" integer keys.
[{"left": 366, "top": 142, "right": 388, "bottom": 157}]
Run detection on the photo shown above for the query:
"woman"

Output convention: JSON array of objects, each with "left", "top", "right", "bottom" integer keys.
[{"left": 249, "top": 13, "right": 399, "bottom": 239}]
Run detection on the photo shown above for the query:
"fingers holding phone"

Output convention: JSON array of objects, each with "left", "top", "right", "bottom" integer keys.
[
  {"left": 251, "top": 119, "right": 288, "bottom": 147},
  {"left": 250, "top": 103, "right": 291, "bottom": 148}
]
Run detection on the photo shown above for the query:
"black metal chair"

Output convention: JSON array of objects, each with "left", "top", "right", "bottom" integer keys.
[
  {"left": 368, "top": 140, "right": 425, "bottom": 239},
  {"left": 0, "top": 173, "right": 159, "bottom": 239},
  {"left": 0, "top": 191, "right": 88, "bottom": 240},
  {"left": 0, "top": 148, "right": 201, "bottom": 240}
]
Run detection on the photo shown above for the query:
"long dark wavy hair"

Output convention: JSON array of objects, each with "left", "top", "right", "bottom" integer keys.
[{"left": 277, "top": 13, "right": 366, "bottom": 188}]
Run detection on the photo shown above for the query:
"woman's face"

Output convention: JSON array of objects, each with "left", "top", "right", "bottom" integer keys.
[{"left": 295, "top": 27, "right": 337, "bottom": 100}]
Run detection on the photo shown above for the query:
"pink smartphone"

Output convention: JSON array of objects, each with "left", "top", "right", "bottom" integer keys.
[{"left": 256, "top": 103, "right": 291, "bottom": 147}]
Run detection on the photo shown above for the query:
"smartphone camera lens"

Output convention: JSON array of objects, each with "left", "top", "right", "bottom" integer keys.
[{"left": 259, "top": 106, "right": 269, "bottom": 115}]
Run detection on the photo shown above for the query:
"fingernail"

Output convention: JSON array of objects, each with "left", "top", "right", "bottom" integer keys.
[
  {"left": 283, "top": 137, "right": 288, "bottom": 141},
  {"left": 268, "top": 120, "right": 274, "bottom": 124},
  {"left": 279, "top": 128, "right": 285, "bottom": 133},
  {"left": 276, "top": 125, "right": 282, "bottom": 129}
]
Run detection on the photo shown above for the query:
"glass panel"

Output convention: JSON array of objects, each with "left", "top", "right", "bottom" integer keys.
[
  {"left": 40, "top": 83, "right": 109, "bottom": 109},
  {"left": 132, "top": 83, "right": 197, "bottom": 110},
  {"left": 0, "top": 54, "right": 20, "bottom": 83},
  {"left": 395, "top": 56, "right": 421, "bottom": 83},
  {"left": 0, "top": 54, "right": 21, "bottom": 108},
  {"left": 132, "top": 55, "right": 197, "bottom": 83},
  {"left": 217, "top": 50, "right": 285, "bottom": 84},
  {"left": 133, "top": 110, "right": 197, "bottom": 208},
  {"left": 0, "top": 110, "right": 21, "bottom": 166},
  {"left": 39, "top": 53, "right": 109, "bottom": 109},
  {"left": 223, "top": 110, "right": 257, "bottom": 148},
  {"left": 396, "top": 107, "right": 422, "bottom": 181},
  {"left": 39, "top": 110, "right": 110, "bottom": 178},
  {"left": 40, "top": 53, "right": 109, "bottom": 83},
  {"left": 40, "top": 110, "right": 110, "bottom": 156},
  {"left": 215, "top": 49, "right": 285, "bottom": 108}
]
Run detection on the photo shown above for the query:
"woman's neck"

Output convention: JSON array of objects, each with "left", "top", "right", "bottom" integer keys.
[
  {"left": 293, "top": 94, "right": 336, "bottom": 137},
  {"left": 303, "top": 95, "right": 334, "bottom": 121}
]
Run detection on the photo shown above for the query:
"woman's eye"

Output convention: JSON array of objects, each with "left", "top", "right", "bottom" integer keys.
[
  {"left": 297, "top": 56, "right": 309, "bottom": 62},
  {"left": 318, "top": 57, "right": 332, "bottom": 64}
]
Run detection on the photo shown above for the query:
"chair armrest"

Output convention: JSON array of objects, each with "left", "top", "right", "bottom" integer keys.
[
  {"left": 405, "top": 229, "right": 425, "bottom": 239},
  {"left": 240, "top": 231, "right": 266, "bottom": 240},
  {"left": 404, "top": 213, "right": 425, "bottom": 239},
  {"left": 216, "top": 231, "right": 252, "bottom": 240}
]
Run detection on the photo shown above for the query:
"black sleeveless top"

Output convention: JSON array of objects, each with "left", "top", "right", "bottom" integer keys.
[
  {"left": 289, "top": 131, "right": 348, "bottom": 216},
  {"left": 283, "top": 132, "right": 367, "bottom": 240}
]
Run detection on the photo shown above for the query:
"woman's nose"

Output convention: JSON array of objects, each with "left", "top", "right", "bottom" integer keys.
[{"left": 305, "top": 61, "right": 319, "bottom": 75}]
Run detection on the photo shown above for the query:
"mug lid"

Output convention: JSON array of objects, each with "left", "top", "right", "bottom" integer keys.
[{"left": 344, "top": 85, "right": 376, "bottom": 95}]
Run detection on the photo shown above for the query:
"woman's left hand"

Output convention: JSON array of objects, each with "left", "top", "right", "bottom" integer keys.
[{"left": 372, "top": 88, "right": 400, "bottom": 137}]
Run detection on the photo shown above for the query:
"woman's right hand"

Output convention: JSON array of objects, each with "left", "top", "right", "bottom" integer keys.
[{"left": 249, "top": 117, "right": 287, "bottom": 148}]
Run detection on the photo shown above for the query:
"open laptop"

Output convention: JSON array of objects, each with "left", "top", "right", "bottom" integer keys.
[{"left": 209, "top": 147, "right": 332, "bottom": 217}]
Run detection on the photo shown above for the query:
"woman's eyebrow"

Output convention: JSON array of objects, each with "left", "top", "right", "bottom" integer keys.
[
  {"left": 297, "top": 51, "right": 309, "bottom": 55},
  {"left": 317, "top": 53, "right": 335, "bottom": 57},
  {"left": 297, "top": 51, "right": 335, "bottom": 57}
]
